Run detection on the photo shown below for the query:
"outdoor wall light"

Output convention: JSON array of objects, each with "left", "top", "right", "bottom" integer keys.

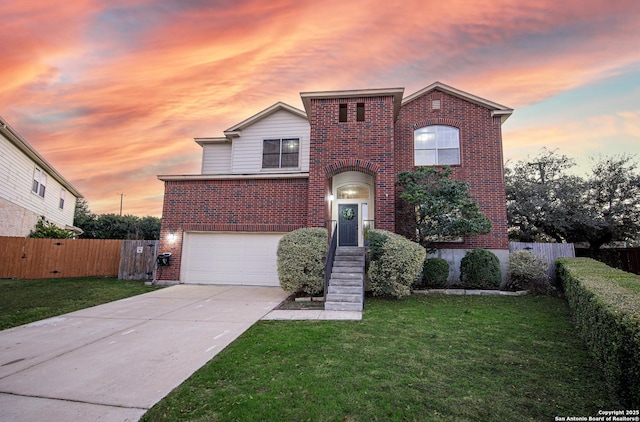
[
  {"left": 168, "top": 232, "right": 176, "bottom": 243},
  {"left": 328, "top": 194, "right": 334, "bottom": 202}
]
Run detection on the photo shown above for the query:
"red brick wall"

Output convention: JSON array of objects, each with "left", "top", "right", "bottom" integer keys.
[
  {"left": 157, "top": 177, "right": 308, "bottom": 281},
  {"left": 394, "top": 89, "right": 508, "bottom": 249},
  {"left": 307, "top": 96, "right": 397, "bottom": 231}
]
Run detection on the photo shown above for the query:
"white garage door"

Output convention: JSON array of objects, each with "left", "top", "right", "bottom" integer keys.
[{"left": 182, "top": 232, "right": 284, "bottom": 286}]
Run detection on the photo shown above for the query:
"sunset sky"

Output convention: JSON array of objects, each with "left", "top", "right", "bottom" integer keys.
[{"left": 1, "top": 0, "right": 639, "bottom": 217}]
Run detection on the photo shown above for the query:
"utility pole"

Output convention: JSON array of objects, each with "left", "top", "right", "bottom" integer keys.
[{"left": 117, "top": 193, "right": 125, "bottom": 215}]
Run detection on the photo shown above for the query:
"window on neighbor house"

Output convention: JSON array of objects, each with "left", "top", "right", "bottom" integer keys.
[
  {"left": 32, "top": 168, "right": 47, "bottom": 198},
  {"left": 356, "top": 103, "right": 365, "bottom": 121},
  {"left": 414, "top": 125, "right": 460, "bottom": 166},
  {"left": 262, "top": 138, "right": 300, "bottom": 169},
  {"left": 339, "top": 104, "right": 347, "bottom": 122},
  {"left": 59, "top": 189, "right": 66, "bottom": 209}
]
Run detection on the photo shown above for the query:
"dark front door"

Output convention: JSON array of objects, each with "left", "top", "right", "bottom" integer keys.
[{"left": 338, "top": 204, "right": 358, "bottom": 246}]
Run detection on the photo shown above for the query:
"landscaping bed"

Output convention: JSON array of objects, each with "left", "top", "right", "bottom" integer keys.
[{"left": 143, "top": 295, "right": 618, "bottom": 421}]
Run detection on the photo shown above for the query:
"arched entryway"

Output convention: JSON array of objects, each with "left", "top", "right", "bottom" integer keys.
[{"left": 331, "top": 171, "right": 374, "bottom": 247}]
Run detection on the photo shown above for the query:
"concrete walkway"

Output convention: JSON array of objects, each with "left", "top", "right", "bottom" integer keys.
[{"left": 0, "top": 285, "right": 288, "bottom": 422}]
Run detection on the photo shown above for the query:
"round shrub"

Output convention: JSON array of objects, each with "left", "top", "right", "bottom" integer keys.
[
  {"left": 422, "top": 258, "right": 450, "bottom": 288},
  {"left": 367, "top": 229, "right": 426, "bottom": 299},
  {"left": 277, "top": 228, "right": 328, "bottom": 295},
  {"left": 506, "top": 250, "right": 551, "bottom": 294},
  {"left": 460, "top": 249, "right": 501, "bottom": 289}
]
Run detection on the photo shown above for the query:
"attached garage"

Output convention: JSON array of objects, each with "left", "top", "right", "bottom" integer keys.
[{"left": 181, "top": 232, "right": 284, "bottom": 286}]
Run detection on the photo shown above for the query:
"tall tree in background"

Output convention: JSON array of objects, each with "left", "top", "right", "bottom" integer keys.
[
  {"left": 398, "top": 166, "right": 492, "bottom": 252},
  {"left": 506, "top": 149, "right": 640, "bottom": 251},
  {"left": 505, "top": 148, "right": 583, "bottom": 243},
  {"left": 73, "top": 198, "right": 161, "bottom": 240},
  {"left": 581, "top": 154, "right": 640, "bottom": 251}
]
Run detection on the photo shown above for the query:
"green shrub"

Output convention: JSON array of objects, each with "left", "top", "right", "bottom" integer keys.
[
  {"left": 367, "top": 230, "right": 426, "bottom": 299},
  {"left": 422, "top": 258, "right": 450, "bottom": 288},
  {"left": 460, "top": 249, "right": 501, "bottom": 289},
  {"left": 277, "top": 228, "right": 328, "bottom": 295},
  {"left": 557, "top": 258, "right": 640, "bottom": 408},
  {"left": 506, "top": 251, "right": 551, "bottom": 294}
]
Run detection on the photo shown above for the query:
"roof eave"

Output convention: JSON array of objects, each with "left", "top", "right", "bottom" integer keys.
[
  {"left": 194, "top": 137, "right": 230, "bottom": 147},
  {"left": 402, "top": 81, "right": 513, "bottom": 119},
  {"left": 223, "top": 101, "right": 307, "bottom": 137},
  {"left": 0, "top": 116, "right": 83, "bottom": 198}
]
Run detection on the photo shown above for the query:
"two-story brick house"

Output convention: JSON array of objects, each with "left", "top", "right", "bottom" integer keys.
[{"left": 157, "top": 82, "right": 512, "bottom": 286}]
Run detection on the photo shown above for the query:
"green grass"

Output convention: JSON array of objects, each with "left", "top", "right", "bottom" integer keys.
[
  {"left": 143, "top": 295, "right": 618, "bottom": 421},
  {"left": 0, "top": 277, "right": 162, "bottom": 330}
]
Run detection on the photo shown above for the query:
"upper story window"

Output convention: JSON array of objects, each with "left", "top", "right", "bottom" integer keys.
[
  {"left": 262, "top": 138, "right": 300, "bottom": 169},
  {"left": 59, "top": 189, "right": 66, "bottom": 209},
  {"left": 339, "top": 104, "right": 347, "bottom": 122},
  {"left": 356, "top": 103, "right": 365, "bottom": 121},
  {"left": 414, "top": 125, "right": 460, "bottom": 166},
  {"left": 32, "top": 168, "right": 47, "bottom": 198}
]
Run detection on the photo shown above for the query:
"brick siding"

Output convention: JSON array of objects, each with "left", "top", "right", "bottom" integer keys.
[
  {"left": 394, "top": 89, "right": 508, "bottom": 249},
  {"left": 307, "top": 96, "right": 397, "bottom": 231},
  {"left": 157, "top": 86, "right": 510, "bottom": 282},
  {"left": 157, "top": 178, "right": 308, "bottom": 280}
]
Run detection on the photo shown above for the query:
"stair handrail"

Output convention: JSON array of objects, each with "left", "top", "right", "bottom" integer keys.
[{"left": 324, "top": 220, "right": 338, "bottom": 301}]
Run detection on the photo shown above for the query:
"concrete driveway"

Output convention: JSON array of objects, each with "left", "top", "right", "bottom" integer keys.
[{"left": 0, "top": 285, "right": 288, "bottom": 422}]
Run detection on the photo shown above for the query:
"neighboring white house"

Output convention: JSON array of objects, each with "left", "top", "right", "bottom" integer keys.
[{"left": 0, "top": 116, "right": 82, "bottom": 237}]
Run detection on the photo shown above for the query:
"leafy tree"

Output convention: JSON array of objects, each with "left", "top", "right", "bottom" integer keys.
[
  {"left": 506, "top": 150, "right": 640, "bottom": 251},
  {"left": 73, "top": 198, "right": 161, "bottom": 240},
  {"left": 138, "top": 216, "right": 162, "bottom": 240},
  {"left": 581, "top": 154, "right": 640, "bottom": 251},
  {"left": 505, "top": 148, "right": 583, "bottom": 243},
  {"left": 29, "top": 216, "right": 74, "bottom": 239},
  {"left": 397, "top": 166, "right": 492, "bottom": 252}
]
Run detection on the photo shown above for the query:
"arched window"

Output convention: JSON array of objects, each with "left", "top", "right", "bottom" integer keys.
[{"left": 414, "top": 125, "right": 460, "bottom": 166}]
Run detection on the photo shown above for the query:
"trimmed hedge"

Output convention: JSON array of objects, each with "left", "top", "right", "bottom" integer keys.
[
  {"left": 367, "top": 229, "right": 426, "bottom": 299},
  {"left": 557, "top": 258, "right": 640, "bottom": 408},
  {"left": 460, "top": 249, "right": 501, "bottom": 289},
  {"left": 277, "top": 228, "right": 328, "bottom": 296},
  {"left": 422, "top": 258, "right": 450, "bottom": 288}
]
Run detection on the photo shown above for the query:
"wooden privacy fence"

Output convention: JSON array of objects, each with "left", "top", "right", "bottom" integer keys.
[
  {"left": 0, "top": 237, "right": 122, "bottom": 279},
  {"left": 509, "top": 242, "right": 575, "bottom": 284},
  {"left": 0, "top": 237, "right": 159, "bottom": 280},
  {"left": 118, "top": 240, "right": 158, "bottom": 280},
  {"left": 576, "top": 247, "right": 640, "bottom": 275}
]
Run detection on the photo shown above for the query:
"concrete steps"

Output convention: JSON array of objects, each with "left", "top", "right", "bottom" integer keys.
[{"left": 325, "top": 247, "right": 365, "bottom": 312}]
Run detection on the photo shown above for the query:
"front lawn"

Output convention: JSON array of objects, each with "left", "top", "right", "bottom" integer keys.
[
  {"left": 0, "top": 277, "right": 162, "bottom": 330},
  {"left": 143, "top": 295, "right": 618, "bottom": 421}
]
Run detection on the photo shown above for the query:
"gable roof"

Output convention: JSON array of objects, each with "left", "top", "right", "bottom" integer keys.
[
  {"left": 402, "top": 81, "right": 514, "bottom": 123},
  {"left": 0, "top": 116, "right": 82, "bottom": 198},
  {"left": 300, "top": 87, "right": 405, "bottom": 121},
  {"left": 223, "top": 101, "right": 307, "bottom": 138}
]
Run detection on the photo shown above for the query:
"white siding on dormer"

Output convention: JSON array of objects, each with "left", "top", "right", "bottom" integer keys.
[
  {"left": 230, "top": 109, "right": 310, "bottom": 174},
  {"left": 0, "top": 134, "right": 77, "bottom": 236},
  {"left": 202, "top": 143, "right": 232, "bottom": 174}
]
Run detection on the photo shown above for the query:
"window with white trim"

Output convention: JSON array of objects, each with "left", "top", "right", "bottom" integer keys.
[
  {"left": 59, "top": 189, "right": 66, "bottom": 209},
  {"left": 262, "top": 138, "right": 300, "bottom": 169},
  {"left": 32, "top": 168, "right": 47, "bottom": 198},
  {"left": 414, "top": 125, "right": 460, "bottom": 166}
]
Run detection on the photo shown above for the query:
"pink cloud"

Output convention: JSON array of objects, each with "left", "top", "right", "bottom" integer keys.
[{"left": 1, "top": 0, "right": 638, "bottom": 216}]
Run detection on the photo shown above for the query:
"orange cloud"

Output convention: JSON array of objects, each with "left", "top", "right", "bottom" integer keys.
[{"left": 1, "top": 0, "right": 638, "bottom": 217}]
